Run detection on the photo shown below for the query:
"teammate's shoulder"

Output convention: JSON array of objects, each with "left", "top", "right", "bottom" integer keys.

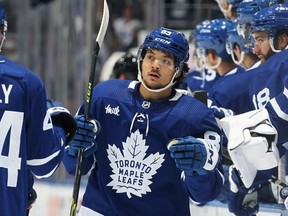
[
  {"left": 0, "top": 55, "right": 41, "bottom": 82},
  {"left": 96, "top": 79, "right": 134, "bottom": 88},
  {"left": 94, "top": 79, "right": 137, "bottom": 96},
  {"left": 0, "top": 55, "right": 25, "bottom": 78},
  {"left": 173, "top": 92, "right": 213, "bottom": 124},
  {"left": 266, "top": 49, "right": 288, "bottom": 64},
  {"left": 277, "top": 48, "right": 288, "bottom": 57},
  {"left": 174, "top": 90, "right": 206, "bottom": 107},
  {"left": 236, "top": 65, "right": 246, "bottom": 74}
]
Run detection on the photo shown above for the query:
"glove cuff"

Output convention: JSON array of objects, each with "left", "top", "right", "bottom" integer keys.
[
  {"left": 66, "top": 144, "right": 97, "bottom": 158},
  {"left": 48, "top": 107, "right": 77, "bottom": 143},
  {"left": 198, "top": 138, "right": 219, "bottom": 172}
]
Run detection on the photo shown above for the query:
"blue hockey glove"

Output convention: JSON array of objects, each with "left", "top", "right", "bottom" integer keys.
[
  {"left": 211, "top": 106, "right": 234, "bottom": 119},
  {"left": 47, "top": 99, "right": 77, "bottom": 143},
  {"left": 66, "top": 115, "right": 100, "bottom": 158},
  {"left": 167, "top": 136, "right": 219, "bottom": 176},
  {"left": 228, "top": 165, "right": 259, "bottom": 216}
]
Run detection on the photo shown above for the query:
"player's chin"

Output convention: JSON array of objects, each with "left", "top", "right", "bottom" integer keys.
[
  {"left": 145, "top": 78, "right": 161, "bottom": 87},
  {"left": 146, "top": 82, "right": 163, "bottom": 90}
]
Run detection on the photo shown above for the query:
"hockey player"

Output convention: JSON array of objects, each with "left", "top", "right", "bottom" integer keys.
[
  {"left": 235, "top": 0, "right": 261, "bottom": 63},
  {"left": 229, "top": 1, "right": 260, "bottom": 70},
  {"left": 181, "top": 21, "right": 221, "bottom": 95},
  {"left": 110, "top": 52, "right": 138, "bottom": 80},
  {"left": 220, "top": 3, "right": 288, "bottom": 215},
  {"left": 195, "top": 18, "right": 246, "bottom": 118},
  {"left": 249, "top": 3, "right": 288, "bottom": 150},
  {"left": 206, "top": 20, "right": 260, "bottom": 118},
  {"left": 63, "top": 27, "right": 224, "bottom": 216},
  {"left": 0, "top": 5, "right": 78, "bottom": 216},
  {"left": 195, "top": 19, "right": 242, "bottom": 77}
]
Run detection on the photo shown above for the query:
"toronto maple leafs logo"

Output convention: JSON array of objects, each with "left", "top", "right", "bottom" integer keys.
[{"left": 107, "top": 129, "right": 165, "bottom": 198}]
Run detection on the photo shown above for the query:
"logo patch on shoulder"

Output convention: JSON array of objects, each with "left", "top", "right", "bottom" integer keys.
[{"left": 105, "top": 104, "right": 120, "bottom": 116}]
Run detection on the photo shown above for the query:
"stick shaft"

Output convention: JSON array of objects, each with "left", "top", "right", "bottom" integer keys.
[
  {"left": 84, "top": 42, "right": 100, "bottom": 119},
  {"left": 69, "top": 1, "right": 109, "bottom": 215},
  {"left": 69, "top": 149, "right": 84, "bottom": 216}
]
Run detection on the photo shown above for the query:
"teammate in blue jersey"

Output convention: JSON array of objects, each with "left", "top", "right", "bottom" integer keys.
[
  {"left": 204, "top": 1, "right": 261, "bottom": 119},
  {"left": 63, "top": 27, "right": 225, "bottom": 216},
  {"left": 211, "top": 0, "right": 262, "bottom": 109},
  {"left": 249, "top": 3, "right": 288, "bottom": 155},
  {"left": 230, "top": 3, "right": 260, "bottom": 70},
  {"left": 219, "top": 3, "right": 288, "bottom": 215},
  {"left": 195, "top": 18, "right": 245, "bottom": 119},
  {"left": 208, "top": 20, "right": 260, "bottom": 118},
  {"left": 180, "top": 22, "right": 221, "bottom": 95},
  {"left": 0, "top": 5, "right": 77, "bottom": 216}
]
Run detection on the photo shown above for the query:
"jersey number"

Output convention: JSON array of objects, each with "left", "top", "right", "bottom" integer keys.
[
  {"left": 0, "top": 111, "right": 23, "bottom": 187},
  {"left": 252, "top": 88, "right": 270, "bottom": 109}
]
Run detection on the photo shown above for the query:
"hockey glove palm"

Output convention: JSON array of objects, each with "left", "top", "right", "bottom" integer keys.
[
  {"left": 167, "top": 136, "right": 219, "bottom": 176},
  {"left": 228, "top": 165, "right": 259, "bottom": 216},
  {"left": 47, "top": 99, "right": 77, "bottom": 143},
  {"left": 67, "top": 115, "right": 100, "bottom": 158}
]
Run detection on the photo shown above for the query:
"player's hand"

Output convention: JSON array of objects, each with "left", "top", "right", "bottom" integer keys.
[
  {"left": 47, "top": 99, "right": 77, "bottom": 143},
  {"left": 211, "top": 106, "right": 234, "bottom": 119},
  {"left": 66, "top": 115, "right": 100, "bottom": 157},
  {"left": 228, "top": 165, "right": 259, "bottom": 215},
  {"left": 167, "top": 136, "right": 219, "bottom": 175}
]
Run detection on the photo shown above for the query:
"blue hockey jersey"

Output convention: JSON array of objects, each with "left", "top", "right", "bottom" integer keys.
[
  {"left": 0, "top": 55, "right": 66, "bottom": 215},
  {"left": 249, "top": 49, "right": 288, "bottom": 156},
  {"left": 209, "top": 69, "right": 256, "bottom": 115},
  {"left": 63, "top": 79, "right": 224, "bottom": 216}
]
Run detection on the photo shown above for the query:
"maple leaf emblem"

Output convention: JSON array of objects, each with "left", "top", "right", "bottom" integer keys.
[{"left": 107, "top": 129, "right": 165, "bottom": 198}]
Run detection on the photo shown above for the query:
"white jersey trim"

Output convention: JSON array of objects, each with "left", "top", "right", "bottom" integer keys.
[
  {"left": 27, "top": 150, "right": 61, "bottom": 166},
  {"left": 270, "top": 98, "right": 288, "bottom": 121}
]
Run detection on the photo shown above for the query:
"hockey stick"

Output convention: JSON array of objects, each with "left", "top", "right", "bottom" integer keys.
[{"left": 69, "top": 1, "right": 109, "bottom": 216}]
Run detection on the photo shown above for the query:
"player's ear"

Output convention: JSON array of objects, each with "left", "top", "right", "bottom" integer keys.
[
  {"left": 234, "top": 44, "right": 241, "bottom": 56},
  {"left": 277, "top": 34, "right": 288, "bottom": 50},
  {"left": 207, "top": 50, "right": 218, "bottom": 63}
]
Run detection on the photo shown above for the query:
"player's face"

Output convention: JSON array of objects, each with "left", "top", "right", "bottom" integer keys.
[
  {"left": 141, "top": 48, "right": 176, "bottom": 90},
  {"left": 252, "top": 31, "right": 274, "bottom": 63}
]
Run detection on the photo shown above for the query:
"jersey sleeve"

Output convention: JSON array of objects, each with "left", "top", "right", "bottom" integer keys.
[
  {"left": 184, "top": 165, "right": 224, "bottom": 203},
  {"left": 62, "top": 102, "right": 95, "bottom": 176},
  {"left": 26, "top": 77, "right": 66, "bottom": 178},
  {"left": 183, "top": 104, "right": 225, "bottom": 203},
  {"left": 265, "top": 86, "right": 288, "bottom": 155}
]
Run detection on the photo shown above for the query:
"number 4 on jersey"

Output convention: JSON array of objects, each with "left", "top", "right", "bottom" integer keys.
[{"left": 0, "top": 111, "right": 23, "bottom": 187}]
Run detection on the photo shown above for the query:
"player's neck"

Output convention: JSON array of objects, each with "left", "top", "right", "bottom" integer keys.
[{"left": 216, "top": 62, "right": 236, "bottom": 76}]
